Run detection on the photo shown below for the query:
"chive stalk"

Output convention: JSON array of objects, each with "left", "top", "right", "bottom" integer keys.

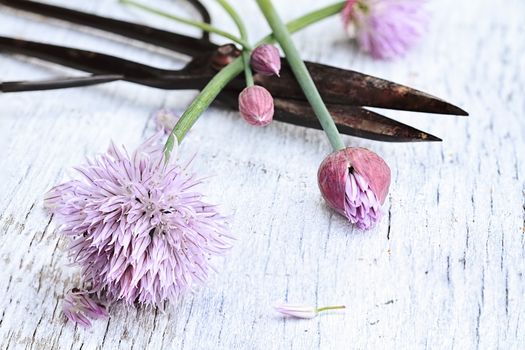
[
  {"left": 255, "top": 0, "right": 345, "bottom": 151},
  {"left": 215, "top": 0, "right": 254, "bottom": 86},
  {"left": 316, "top": 305, "right": 346, "bottom": 313},
  {"left": 164, "top": 1, "right": 346, "bottom": 160},
  {"left": 119, "top": 0, "right": 250, "bottom": 48}
]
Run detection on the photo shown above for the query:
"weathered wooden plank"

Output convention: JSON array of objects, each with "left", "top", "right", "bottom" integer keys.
[{"left": 0, "top": 0, "right": 524, "bottom": 349}]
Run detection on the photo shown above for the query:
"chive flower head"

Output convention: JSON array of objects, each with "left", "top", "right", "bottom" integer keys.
[
  {"left": 342, "top": 0, "right": 427, "bottom": 59},
  {"left": 45, "top": 134, "right": 233, "bottom": 309},
  {"left": 318, "top": 147, "right": 391, "bottom": 229}
]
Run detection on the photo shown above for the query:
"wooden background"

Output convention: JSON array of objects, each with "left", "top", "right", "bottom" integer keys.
[{"left": 0, "top": 0, "right": 523, "bottom": 349}]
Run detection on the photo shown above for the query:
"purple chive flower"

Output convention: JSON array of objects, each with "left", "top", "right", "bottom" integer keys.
[
  {"left": 317, "top": 147, "right": 391, "bottom": 230},
  {"left": 342, "top": 0, "right": 427, "bottom": 59},
  {"left": 250, "top": 44, "right": 281, "bottom": 76},
  {"left": 152, "top": 108, "right": 180, "bottom": 134},
  {"left": 238, "top": 85, "right": 274, "bottom": 126},
  {"left": 62, "top": 288, "right": 108, "bottom": 328},
  {"left": 45, "top": 134, "right": 233, "bottom": 307}
]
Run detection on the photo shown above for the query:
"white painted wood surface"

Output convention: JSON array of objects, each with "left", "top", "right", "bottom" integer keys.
[{"left": 1, "top": 0, "right": 524, "bottom": 349}]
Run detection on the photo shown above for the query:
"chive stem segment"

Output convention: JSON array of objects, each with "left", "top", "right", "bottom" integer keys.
[
  {"left": 316, "top": 305, "right": 346, "bottom": 313},
  {"left": 119, "top": 0, "right": 250, "bottom": 48},
  {"left": 215, "top": 0, "right": 254, "bottom": 86},
  {"left": 255, "top": 0, "right": 345, "bottom": 151},
  {"left": 164, "top": 1, "right": 346, "bottom": 160}
]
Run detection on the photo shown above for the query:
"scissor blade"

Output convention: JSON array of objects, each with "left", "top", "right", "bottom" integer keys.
[
  {"left": 273, "top": 99, "right": 441, "bottom": 142},
  {"left": 257, "top": 61, "right": 468, "bottom": 116},
  {"left": 0, "top": 1, "right": 467, "bottom": 117},
  {"left": 217, "top": 93, "right": 440, "bottom": 142},
  {"left": 1, "top": 74, "right": 123, "bottom": 93},
  {"left": 0, "top": 72, "right": 441, "bottom": 142}
]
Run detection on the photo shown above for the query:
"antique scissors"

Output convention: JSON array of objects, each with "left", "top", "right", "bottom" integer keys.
[{"left": 0, "top": 0, "right": 468, "bottom": 142}]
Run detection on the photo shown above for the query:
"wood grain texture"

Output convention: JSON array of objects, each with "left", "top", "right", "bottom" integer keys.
[{"left": 0, "top": 0, "right": 524, "bottom": 349}]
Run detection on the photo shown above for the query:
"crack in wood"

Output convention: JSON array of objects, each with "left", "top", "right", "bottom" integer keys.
[
  {"left": 29, "top": 314, "right": 44, "bottom": 349},
  {"left": 0, "top": 1, "right": 524, "bottom": 348}
]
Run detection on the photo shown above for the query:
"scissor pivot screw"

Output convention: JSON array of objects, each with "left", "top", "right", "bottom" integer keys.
[{"left": 211, "top": 44, "right": 242, "bottom": 70}]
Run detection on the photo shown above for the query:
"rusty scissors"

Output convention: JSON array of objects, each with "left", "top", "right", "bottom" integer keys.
[{"left": 0, "top": 0, "right": 467, "bottom": 142}]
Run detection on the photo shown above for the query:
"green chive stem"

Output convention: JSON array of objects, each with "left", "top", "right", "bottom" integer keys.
[
  {"left": 164, "top": 1, "right": 346, "bottom": 160},
  {"left": 215, "top": 0, "right": 254, "bottom": 86},
  {"left": 316, "top": 305, "right": 346, "bottom": 313},
  {"left": 255, "top": 0, "right": 345, "bottom": 151},
  {"left": 119, "top": 0, "right": 250, "bottom": 48}
]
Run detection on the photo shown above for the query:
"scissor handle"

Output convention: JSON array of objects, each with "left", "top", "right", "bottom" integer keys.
[
  {"left": 0, "top": 36, "right": 216, "bottom": 89},
  {"left": 1, "top": 74, "right": 123, "bottom": 93},
  {"left": 0, "top": 0, "right": 218, "bottom": 57},
  {"left": 186, "top": 0, "right": 212, "bottom": 41}
]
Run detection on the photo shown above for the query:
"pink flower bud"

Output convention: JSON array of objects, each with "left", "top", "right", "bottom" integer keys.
[
  {"left": 317, "top": 147, "right": 391, "bottom": 230},
  {"left": 250, "top": 44, "right": 281, "bottom": 76},
  {"left": 238, "top": 85, "right": 274, "bottom": 126}
]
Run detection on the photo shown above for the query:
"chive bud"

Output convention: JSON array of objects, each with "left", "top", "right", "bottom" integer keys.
[
  {"left": 318, "top": 147, "right": 391, "bottom": 229},
  {"left": 250, "top": 44, "right": 281, "bottom": 76},
  {"left": 238, "top": 85, "right": 274, "bottom": 126}
]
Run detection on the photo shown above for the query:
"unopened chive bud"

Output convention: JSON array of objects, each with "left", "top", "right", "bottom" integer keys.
[
  {"left": 250, "top": 44, "right": 281, "bottom": 76},
  {"left": 238, "top": 85, "right": 274, "bottom": 126}
]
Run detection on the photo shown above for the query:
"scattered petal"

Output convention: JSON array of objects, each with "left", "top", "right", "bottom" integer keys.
[
  {"left": 274, "top": 303, "right": 318, "bottom": 319},
  {"left": 62, "top": 288, "right": 108, "bottom": 328},
  {"left": 152, "top": 108, "right": 180, "bottom": 134}
]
